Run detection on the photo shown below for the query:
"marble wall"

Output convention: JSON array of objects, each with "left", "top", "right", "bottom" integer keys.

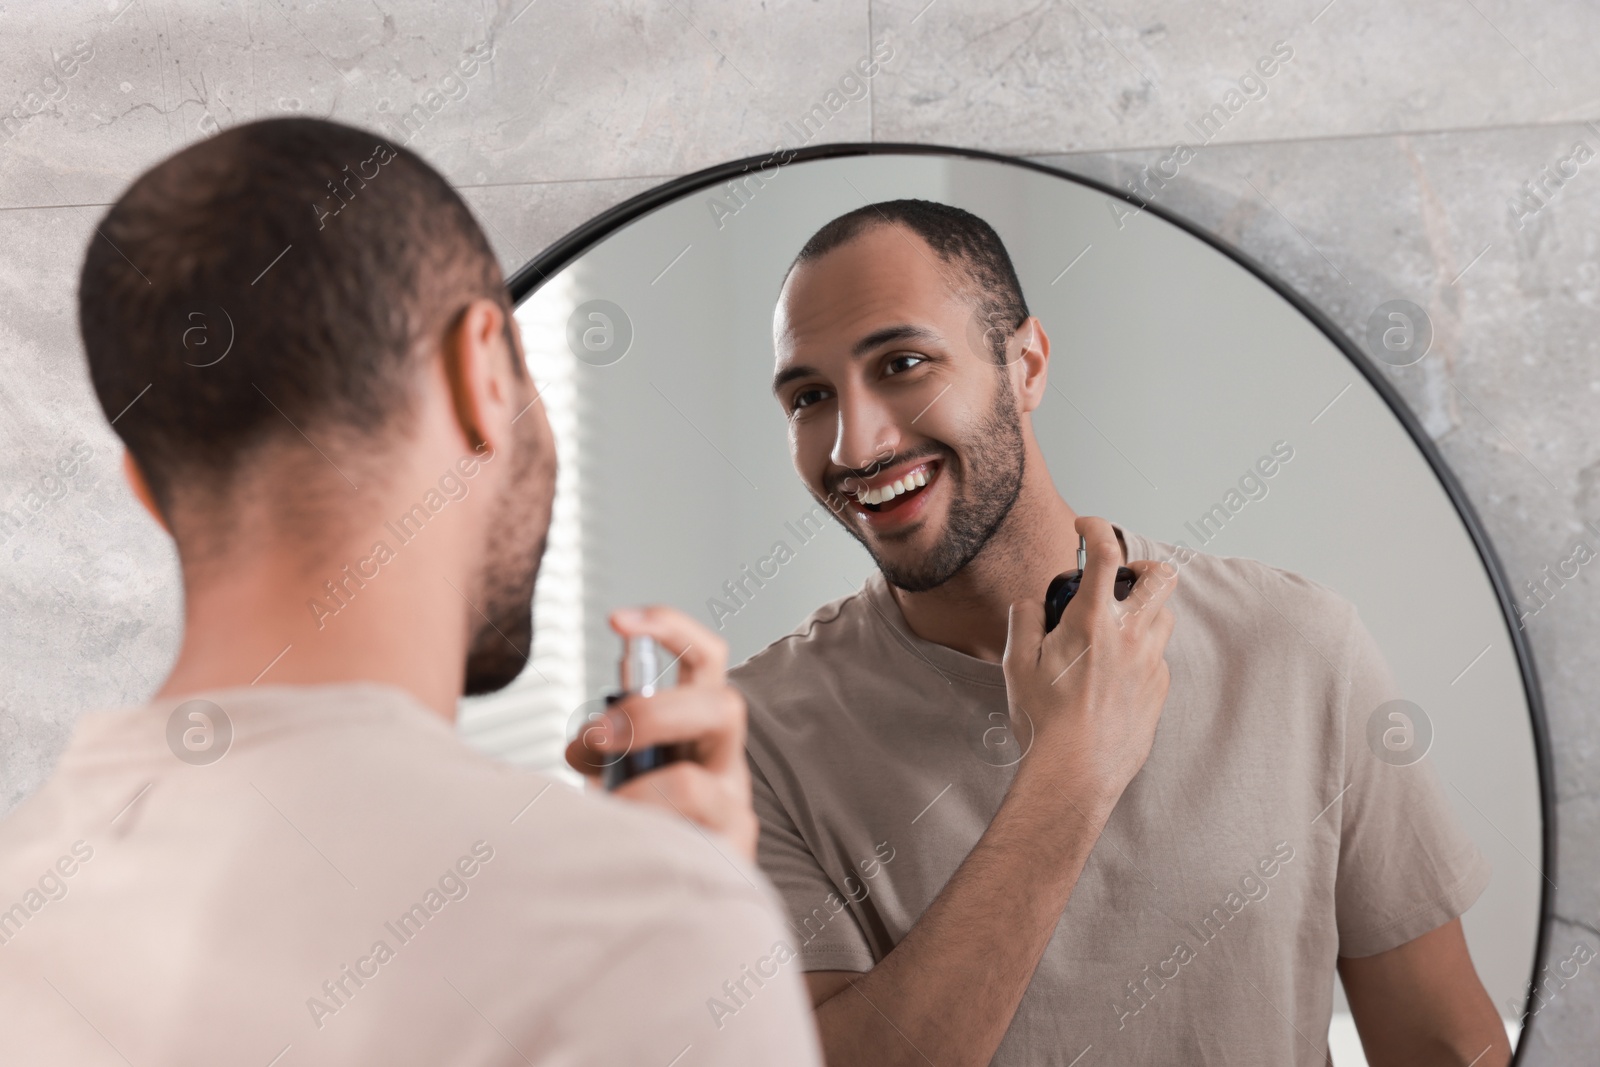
[{"left": 1, "top": 0, "right": 1594, "bottom": 1057}]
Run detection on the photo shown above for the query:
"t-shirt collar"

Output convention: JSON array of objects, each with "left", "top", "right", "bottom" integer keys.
[
  {"left": 858, "top": 524, "right": 1150, "bottom": 688},
  {"left": 56, "top": 681, "right": 448, "bottom": 770}
]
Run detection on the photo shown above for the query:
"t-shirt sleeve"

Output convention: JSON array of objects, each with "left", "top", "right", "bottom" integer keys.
[
  {"left": 1332, "top": 604, "right": 1493, "bottom": 958},
  {"left": 554, "top": 884, "right": 826, "bottom": 1067},
  {"left": 750, "top": 756, "right": 876, "bottom": 974}
]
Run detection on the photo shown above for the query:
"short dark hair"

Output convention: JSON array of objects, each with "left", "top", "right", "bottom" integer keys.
[
  {"left": 788, "top": 199, "right": 1030, "bottom": 363},
  {"left": 79, "top": 117, "right": 510, "bottom": 518}
]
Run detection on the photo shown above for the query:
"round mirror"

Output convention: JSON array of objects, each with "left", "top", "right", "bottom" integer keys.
[{"left": 467, "top": 147, "right": 1550, "bottom": 1062}]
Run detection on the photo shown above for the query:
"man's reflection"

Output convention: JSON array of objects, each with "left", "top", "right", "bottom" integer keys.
[{"left": 733, "top": 199, "right": 1509, "bottom": 1066}]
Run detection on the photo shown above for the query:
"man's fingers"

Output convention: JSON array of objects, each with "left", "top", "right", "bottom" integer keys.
[
  {"left": 1004, "top": 597, "right": 1046, "bottom": 672},
  {"left": 563, "top": 735, "right": 606, "bottom": 782},
  {"left": 1151, "top": 605, "right": 1176, "bottom": 649},
  {"left": 1073, "top": 516, "right": 1123, "bottom": 610},
  {"left": 614, "top": 760, "right": 716, "bottom": 816},
  {"left": 610, "top": 604, "right": 728, "bottom": 685},
  {"left": 613, "top": 761, "right": 758, "bottom": 861},
  {"left": 1117, "top": 557, "right": 1180, "bottom": 626},
  {"left": 592, "top": 687, "right": 745, "bottom": 772},
  {"left": 574, "top": 611, "right": 759, "bottom": 864}
]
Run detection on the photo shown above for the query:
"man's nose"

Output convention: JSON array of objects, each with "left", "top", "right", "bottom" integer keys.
[{"left": 830, "top": 385, "right": 899, "bottom": 475}]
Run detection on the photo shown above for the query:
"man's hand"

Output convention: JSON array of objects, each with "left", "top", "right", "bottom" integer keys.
[
  {"left": 1002, "top": 515, "right": 1178, "bottom": 816},
  {"left": 564, "top": 605, "right": 759, "bottom": 862}
]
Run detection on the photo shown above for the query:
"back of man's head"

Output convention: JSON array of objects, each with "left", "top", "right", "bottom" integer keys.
[{"left": 78, "top": 117, "right": 511, "bottom": 550}]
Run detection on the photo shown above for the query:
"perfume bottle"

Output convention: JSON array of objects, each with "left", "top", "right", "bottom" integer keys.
[
  {"left": 1044, "top": 533, "right": 1138, "bottom": 633},
  {"left": 601, "top": 635, "right": 692, "bottom": 790}
]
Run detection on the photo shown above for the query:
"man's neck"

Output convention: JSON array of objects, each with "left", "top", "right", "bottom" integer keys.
[
  {"left": 155, "top": 543, "right": 471, "bottom": 721},
  {"left": 885, "top": 482, "right": 1124, "bottom": 664}
]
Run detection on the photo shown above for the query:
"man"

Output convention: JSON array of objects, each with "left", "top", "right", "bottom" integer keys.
[
  {"left": 0, "top": 118, "right": 821, "bottom": 1065},
  {"left": 733, "top": 199, "right": 1509, "bottom": 1066}
]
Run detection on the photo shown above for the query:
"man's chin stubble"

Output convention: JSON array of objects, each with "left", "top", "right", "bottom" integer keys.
[
  {"left": 859, "top": 512, "right": 971, "bottom": 593},
  {"left": 461, "top": 565, "right": 538, "bottom": 696}
]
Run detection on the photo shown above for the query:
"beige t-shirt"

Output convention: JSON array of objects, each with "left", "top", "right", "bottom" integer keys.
[
  {"left": 732, "top": 526, "right": 1490, "bottom": 1066},
  {"left": 0, "top": 683, "right": 822, "bottom": 1067}
]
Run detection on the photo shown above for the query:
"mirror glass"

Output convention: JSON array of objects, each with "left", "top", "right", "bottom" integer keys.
[{"left": 470, "top": 150, "right": 1545, "bottom": 1058}]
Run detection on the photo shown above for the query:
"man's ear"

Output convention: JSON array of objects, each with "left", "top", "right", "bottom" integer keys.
[
  {"left": 1013, "top": 316, "right": 1051, "bottom": 414},
  {"left": 440, "top": 298, "right": 519, "bottom": 458},
  {"left": 122, "top": 451, "right": 172, "bottom": 535}
]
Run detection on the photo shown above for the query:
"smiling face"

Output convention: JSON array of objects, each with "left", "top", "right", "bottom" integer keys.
[{"left": 773, "top": 223, "right": 1033, "bottom": 592}]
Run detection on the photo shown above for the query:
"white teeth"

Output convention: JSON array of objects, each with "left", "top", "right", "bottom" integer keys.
[{"left": 857, "top": 466, "right": 934, "bottom": 506}]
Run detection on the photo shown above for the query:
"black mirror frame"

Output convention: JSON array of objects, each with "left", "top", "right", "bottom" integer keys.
[{"left": 505, "top": 142, "right": 1556, "bottom": 1055}]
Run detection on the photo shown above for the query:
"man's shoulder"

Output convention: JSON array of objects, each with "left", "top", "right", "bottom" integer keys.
[
  {"left": 0, "top": 685, "right": 774, "bottom": 917},
  {"left": 290, "top": 699, "right": 785, "bottom": 912},
  {"left": 728, "top": 585, "right": 874, "bottom": 692},
  {"left": 0, "top": 734, "right": 804, "bottom": 1065},
  {"left": 1139, "top": 531, "right": 1360, "bottom": 642}
]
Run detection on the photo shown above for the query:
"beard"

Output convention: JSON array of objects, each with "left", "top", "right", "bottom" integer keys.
[
  {"left": 462, "top": 385, "right": 552, "bottom": 696},
  {"left": 826, "top": 372, "right": 1026, "bottom": 594}
]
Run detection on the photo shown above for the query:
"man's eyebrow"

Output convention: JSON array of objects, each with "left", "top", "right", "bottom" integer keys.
[
  {"left": 772, "top": 323, "right": 942, "bottom": 395},
  {"left": 852, "top": 323, "right": 939, "bottom": 357},
  {"left": 772, "top": 363, "right": 819, "bottom": 394}
]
